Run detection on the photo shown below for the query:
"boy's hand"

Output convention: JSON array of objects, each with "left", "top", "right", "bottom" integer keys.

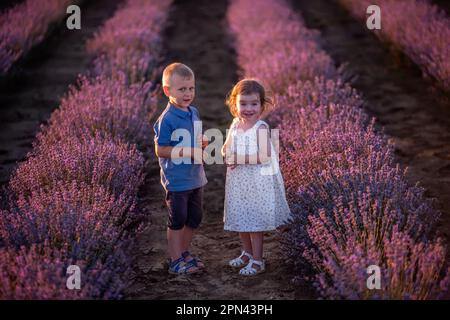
[
  {"left": 197, "top": 134, "right": 209, "bottom": 149},
  {"left": 201, "top": 135, "right": 209, "bottom": 149}
]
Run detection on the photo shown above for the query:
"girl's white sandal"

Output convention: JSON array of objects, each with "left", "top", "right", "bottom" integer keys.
[
  {"left": 239, "top": 259, "right": 266, "bottom": 276},
  {"left": 228, "top": 251, "right": 253, "bottom": 268}
]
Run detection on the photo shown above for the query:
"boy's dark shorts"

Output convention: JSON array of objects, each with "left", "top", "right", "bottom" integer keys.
[{"left": 165, "top": 187, "right": 203, "bottom": 230}]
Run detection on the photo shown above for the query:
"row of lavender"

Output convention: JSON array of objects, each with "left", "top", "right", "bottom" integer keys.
[
  {"left": 339, "top": 0, "right": 450, "bottom": 92},
  {"left": 228, "top": 0, "right": 449, "bottom": 299},
  {"left": 0, "top": 0, "right": 82, "bottom": 74},
  {"left": 0, "top": 0, "right": 171, "bottom": 299}
]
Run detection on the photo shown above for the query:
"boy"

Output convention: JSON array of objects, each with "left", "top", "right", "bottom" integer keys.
[{"left": 154, "top": 62, "right": 208, "bottom": 275}]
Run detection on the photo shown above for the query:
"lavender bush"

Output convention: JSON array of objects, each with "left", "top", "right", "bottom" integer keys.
[
  {"left": 228, "top": 0, "right": 448, "bottom": 299},
  {"left": 0, "top": 243, "right": 126, "bottom": 299},
  {"left": 1, "top": 181, "right": 132, "bottom": 261},
  {"left": 86, "top": 0, "right": 171, "bottom": 83},
  {"left": 271, "top": 76, "right": 363, "bottom": 124},
  {"left": 34, "top": 74, "right": 157, "bottom": 149},
  {"left": 0, "top": 0, "right": 79, "bottom": 74},
  {"left": 339, "top": 0, "right": 450, "bottom": 92},
  {"left": 9, "top": 132, "right": 144, "bottom": 203},
  {"left": 315, "top": 226, "right": 450, "bottom": 299},
  {"left": 228, "top": 0, "right": 336, "bottom": 94}
]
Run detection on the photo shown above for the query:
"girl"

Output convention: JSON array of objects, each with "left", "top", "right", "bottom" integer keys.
[{"left": 221, "top": 78, "right": 291, "bottom": 276}]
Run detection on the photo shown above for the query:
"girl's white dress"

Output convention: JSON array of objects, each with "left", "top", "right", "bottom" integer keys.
[{"left": 224, "top": 118, "right": 292, "bottom": 232}]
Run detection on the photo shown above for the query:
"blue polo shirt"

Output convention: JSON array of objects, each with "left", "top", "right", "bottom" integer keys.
[{"left": 153, "top": 103, "right": 208, "bottom": 192}]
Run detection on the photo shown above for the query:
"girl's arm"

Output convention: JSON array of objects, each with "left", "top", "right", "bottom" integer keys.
[
  {"left": 221, "top": 128, "right": 232, "bottom": 158},
  {"left": 222, "top": 120, "right": 238, "bottom": 165}
]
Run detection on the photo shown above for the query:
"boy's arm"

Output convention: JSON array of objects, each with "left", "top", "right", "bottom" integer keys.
[
  {"left": 154, "top": 116, "right": 203, "bottom": 163},
  {"left": 155, "top": 144, "right": 202, "bottom": 161}
]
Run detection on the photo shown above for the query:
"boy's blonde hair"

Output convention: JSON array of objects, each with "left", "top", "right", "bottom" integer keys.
[
  {"left": 225, "top": 78, "right": 274, "bottom": 118},
  {"left": 162, "top": 62, "right": 195, "bottom": 87}
]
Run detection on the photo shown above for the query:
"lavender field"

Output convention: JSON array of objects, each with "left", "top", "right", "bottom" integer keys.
[{"left": 0, "top": 0, "right": 450, "bottom": 301}]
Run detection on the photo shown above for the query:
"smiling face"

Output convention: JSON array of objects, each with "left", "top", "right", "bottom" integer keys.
[
  {"left": 164, "top": 73, "right": 195, "bottom": 109},
  {"left": 236, "top": 93, "right": 262, "bottom": 122}
]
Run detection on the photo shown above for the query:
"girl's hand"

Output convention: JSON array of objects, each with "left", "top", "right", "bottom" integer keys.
[{"left": 225, "top": 152, "right": 238, "bottom": 169}]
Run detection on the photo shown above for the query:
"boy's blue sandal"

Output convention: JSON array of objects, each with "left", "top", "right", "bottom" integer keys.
[
  {"left": 182, "top": 250, "right": 205, "bottom": 269},
  {"left": 168, "top": 256, "right": 200, "bottom": 275}
]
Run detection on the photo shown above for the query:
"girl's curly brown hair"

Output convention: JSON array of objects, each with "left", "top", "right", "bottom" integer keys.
[{"left": 225, "top": 78, "right": 274, "bottom": 118}]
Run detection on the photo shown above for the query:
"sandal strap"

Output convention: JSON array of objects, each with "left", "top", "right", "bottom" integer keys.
[
  {"left": 240, "top": 251, "right": 253, "bottom": 259},
  {"left": 182, "top": 250, "right": 202, "bottom": 261},
  {"left": 170, "top": 256, "right": 185, "bottom": 268},
  {"left": 239, "top": 259, "right": 265, "bottom": 275},
  {"left": 170, "top": 256, "right": 197, "bottom": 273},
  {"left": 248, "top": 259, "right": 263, "bottom": 266},
  {"left": 229, "top": 251, "right": 253, "bottom": 267},
  {"left": 240, "top": 263, "right": 257, "bottom": 274},
  {"left": 169, "top": 257, "right": 188, "bottom": 273},
  {"left": 182, "top": 250, "right": 204, "bottom": 266}
]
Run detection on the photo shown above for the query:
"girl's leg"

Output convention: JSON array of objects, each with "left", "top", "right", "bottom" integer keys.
[
  {"left": 249, "top": 232, "right": 264, "bottom": 263},
  {"left": 238, "top": 232, "right": 265, "bottom": 275},
  {"left": 240, "top": 232, "right": 252, "bottom": 253},
  {"left": 240, "top": 232, "right": 253, "bottom": 260}
]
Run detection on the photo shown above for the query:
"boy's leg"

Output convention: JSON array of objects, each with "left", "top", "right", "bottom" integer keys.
[
  {"left": 167, "top": 228, "right": 184, "bottom": 262},
  {"left": 165, "top": 190, "right": 190, "bottom": 262},
  {"left": 184, "top": 187, "right": 204, "bottom": 248},
  {"left": 181, "top": 225, "right": 204, "bottom": 269},
  {"left": 182, "top": 225, "right": 194, "bottom": 253},
  {"left": 183, "top": 187, "right": 204, "bottom": 267}
]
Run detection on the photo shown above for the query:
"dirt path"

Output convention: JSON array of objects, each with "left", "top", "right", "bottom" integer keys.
[
  {"left": 292, "top": 0, "right": 450, "bottom": 247},
  {"left": 433, "top": 0, "right": 450, "bottom": 15},
  {"left": 0, "top": 0, "right": 24, "bottom": 12},
  {"left": 0, "top": 0, "right": 122, "bottom": 186},
  {"left": 125, "top": 0, "right": 304, "bottom": 300}
]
